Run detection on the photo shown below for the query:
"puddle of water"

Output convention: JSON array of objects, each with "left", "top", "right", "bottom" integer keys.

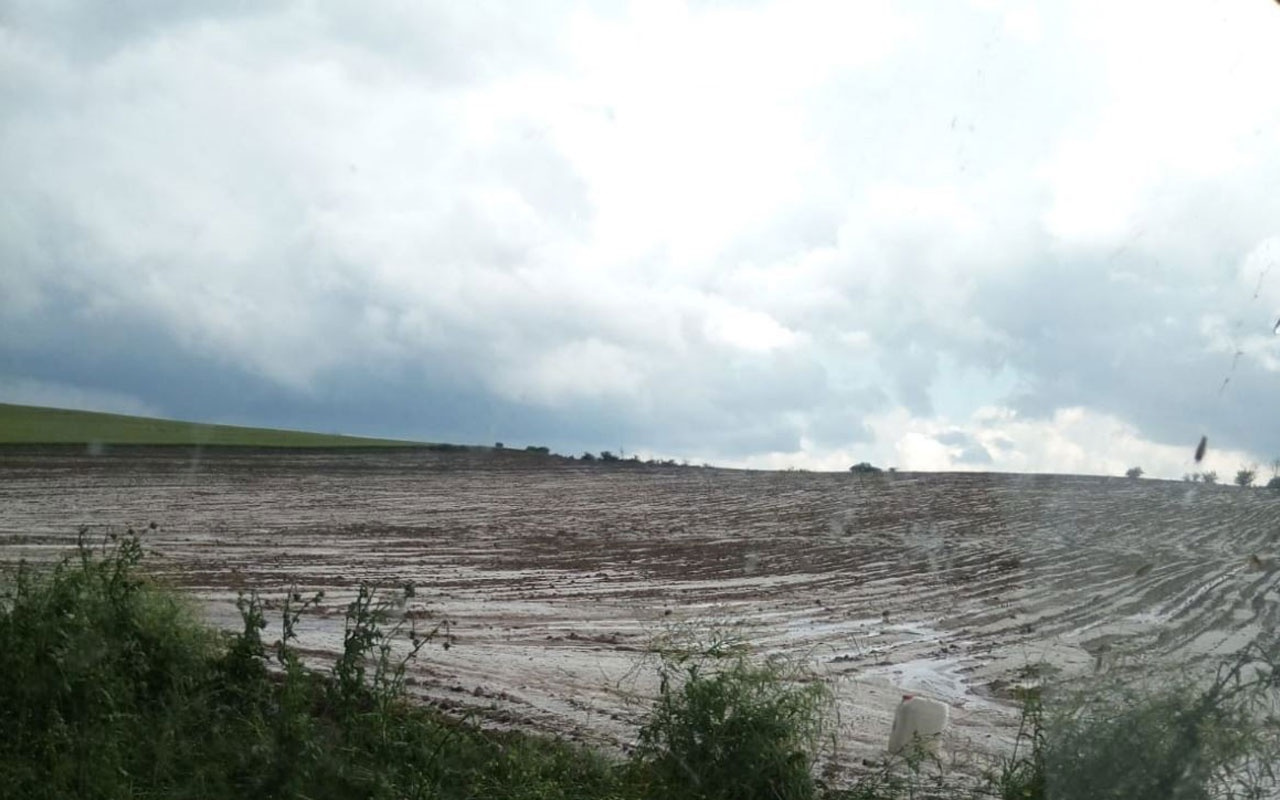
[{"left": 862, "top": 656, "right": 974, "bottom": 708}]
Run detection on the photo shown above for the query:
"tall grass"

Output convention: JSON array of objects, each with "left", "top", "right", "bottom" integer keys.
[
  {"left": 0, "top": 529, "right": 220, "bottom": 797},
  {"left": 3, "top": 529, "right": 1279, "bottom": 799}
]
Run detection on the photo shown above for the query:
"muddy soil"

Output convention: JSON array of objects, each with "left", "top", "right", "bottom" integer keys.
[{"left": 3, "top": 447, "right": 1278, "bottom": 770}]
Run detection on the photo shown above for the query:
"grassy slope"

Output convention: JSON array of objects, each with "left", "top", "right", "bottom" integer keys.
[{"left": 0, "top": 403, "right": 427, "bottom": 447}]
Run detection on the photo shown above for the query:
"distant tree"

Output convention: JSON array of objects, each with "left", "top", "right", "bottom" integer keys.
[
  {"left": 1235, "top": 468, "right": 1257, "bottom": 487},
  {"left": 494, "top": 442, "right": 504, "bottom": 449},
  {"left": 524, "top": 445, "right": 550, "bottom": 455},
  {"left": 599, "top": 451, "right": 619, "bottom": 462},
  {"left": 1268, "top": 476, "right": 1280, "bottom": 490},
  {"left": 1126, "top": 466, "right": 1144, "bottom": 479},
  {"left": 1202, "top": 471, "right": 1219, "bottom": 485},
  {"left": 849, "top": 462, "right": 882, "bottom": 474},
  {"left": 580, "top": 452, "right": 596, "bottom": 461}
]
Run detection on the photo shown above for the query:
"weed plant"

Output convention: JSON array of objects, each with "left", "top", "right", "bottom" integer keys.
[
  {"left": 631, "top": 626, "right": 831, "bottom": 800},
  {"left": 1041, "top": 646, "right": 1280, "bottom": 800},
  {"left": 975, "top": 645, "right": 1280, "bottom": 800}
]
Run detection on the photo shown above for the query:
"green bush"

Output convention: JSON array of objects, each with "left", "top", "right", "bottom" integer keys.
[
  {"left": 632, "top": 631, "right": 830, "bottom": 800},
  {"left": 0, "top": 528, "right": 221, "bottom": 798},
  {"left": 984, "top": 645, "right": 1280, "bottom": 800}
]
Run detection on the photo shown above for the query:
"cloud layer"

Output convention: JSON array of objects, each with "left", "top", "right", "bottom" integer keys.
[{"left": 4, "top": 0, "right": 1280, "bottom": 477}]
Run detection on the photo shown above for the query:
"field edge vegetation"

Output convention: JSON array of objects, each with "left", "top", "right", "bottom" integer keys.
[{"left": 3, "top": 531, "right": 1279, "bottom": 799}]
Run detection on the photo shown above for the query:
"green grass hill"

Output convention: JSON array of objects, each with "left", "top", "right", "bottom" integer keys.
[{"left": 0, "top": 403, "right": 426, "bottom": 448}]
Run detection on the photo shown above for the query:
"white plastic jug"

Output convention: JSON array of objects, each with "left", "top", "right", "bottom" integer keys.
[{"left": 887, "top": 694, "right": 949, "bottom": 754}]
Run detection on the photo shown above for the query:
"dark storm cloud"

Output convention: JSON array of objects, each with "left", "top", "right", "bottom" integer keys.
[
  {"left": 935, "top": 430, "right": 993, "bottom": 465},
  {"left": 1, "top": 0, "right": 278, "bottom": 60},
  {"left": 802, "top": 393, "right": 886, "bottom": 449},
  {"left": 2, "top": 294, "right": 601, "bottom": 451},
  {"left": 1, "top": 273, "right": 842, "bottom": 458},
  {"left": 972, "top": 238, "right": 1280, "bottom": 460},
  {"left": 935, "top": 431, "right": 972, "bottom": 448},
  {"left": 1, "top": 0, "right": 582, "bottom": 82}
]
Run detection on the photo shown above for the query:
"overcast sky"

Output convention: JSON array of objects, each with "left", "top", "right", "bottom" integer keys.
[{"left": 3, "top": 0, "right": 1280, "bottom": 477}]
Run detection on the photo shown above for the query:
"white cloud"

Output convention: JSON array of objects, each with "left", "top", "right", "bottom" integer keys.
[
  {"left": 492, "top": 337, "right": 646, "bottom": 406},
  {"left": 1042, "top": 0, "right": 1280, "bottom": 244},
  {"left": 703, "top": 303, "right": 801, "bottom": 353},
  {"left": 726, "top": 404, "right": 1258, "bottom": 480}
]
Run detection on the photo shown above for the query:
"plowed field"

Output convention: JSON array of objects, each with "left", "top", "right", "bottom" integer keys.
[{"left": 3, "top": 448, "right": 1278, "bottom": 768}]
